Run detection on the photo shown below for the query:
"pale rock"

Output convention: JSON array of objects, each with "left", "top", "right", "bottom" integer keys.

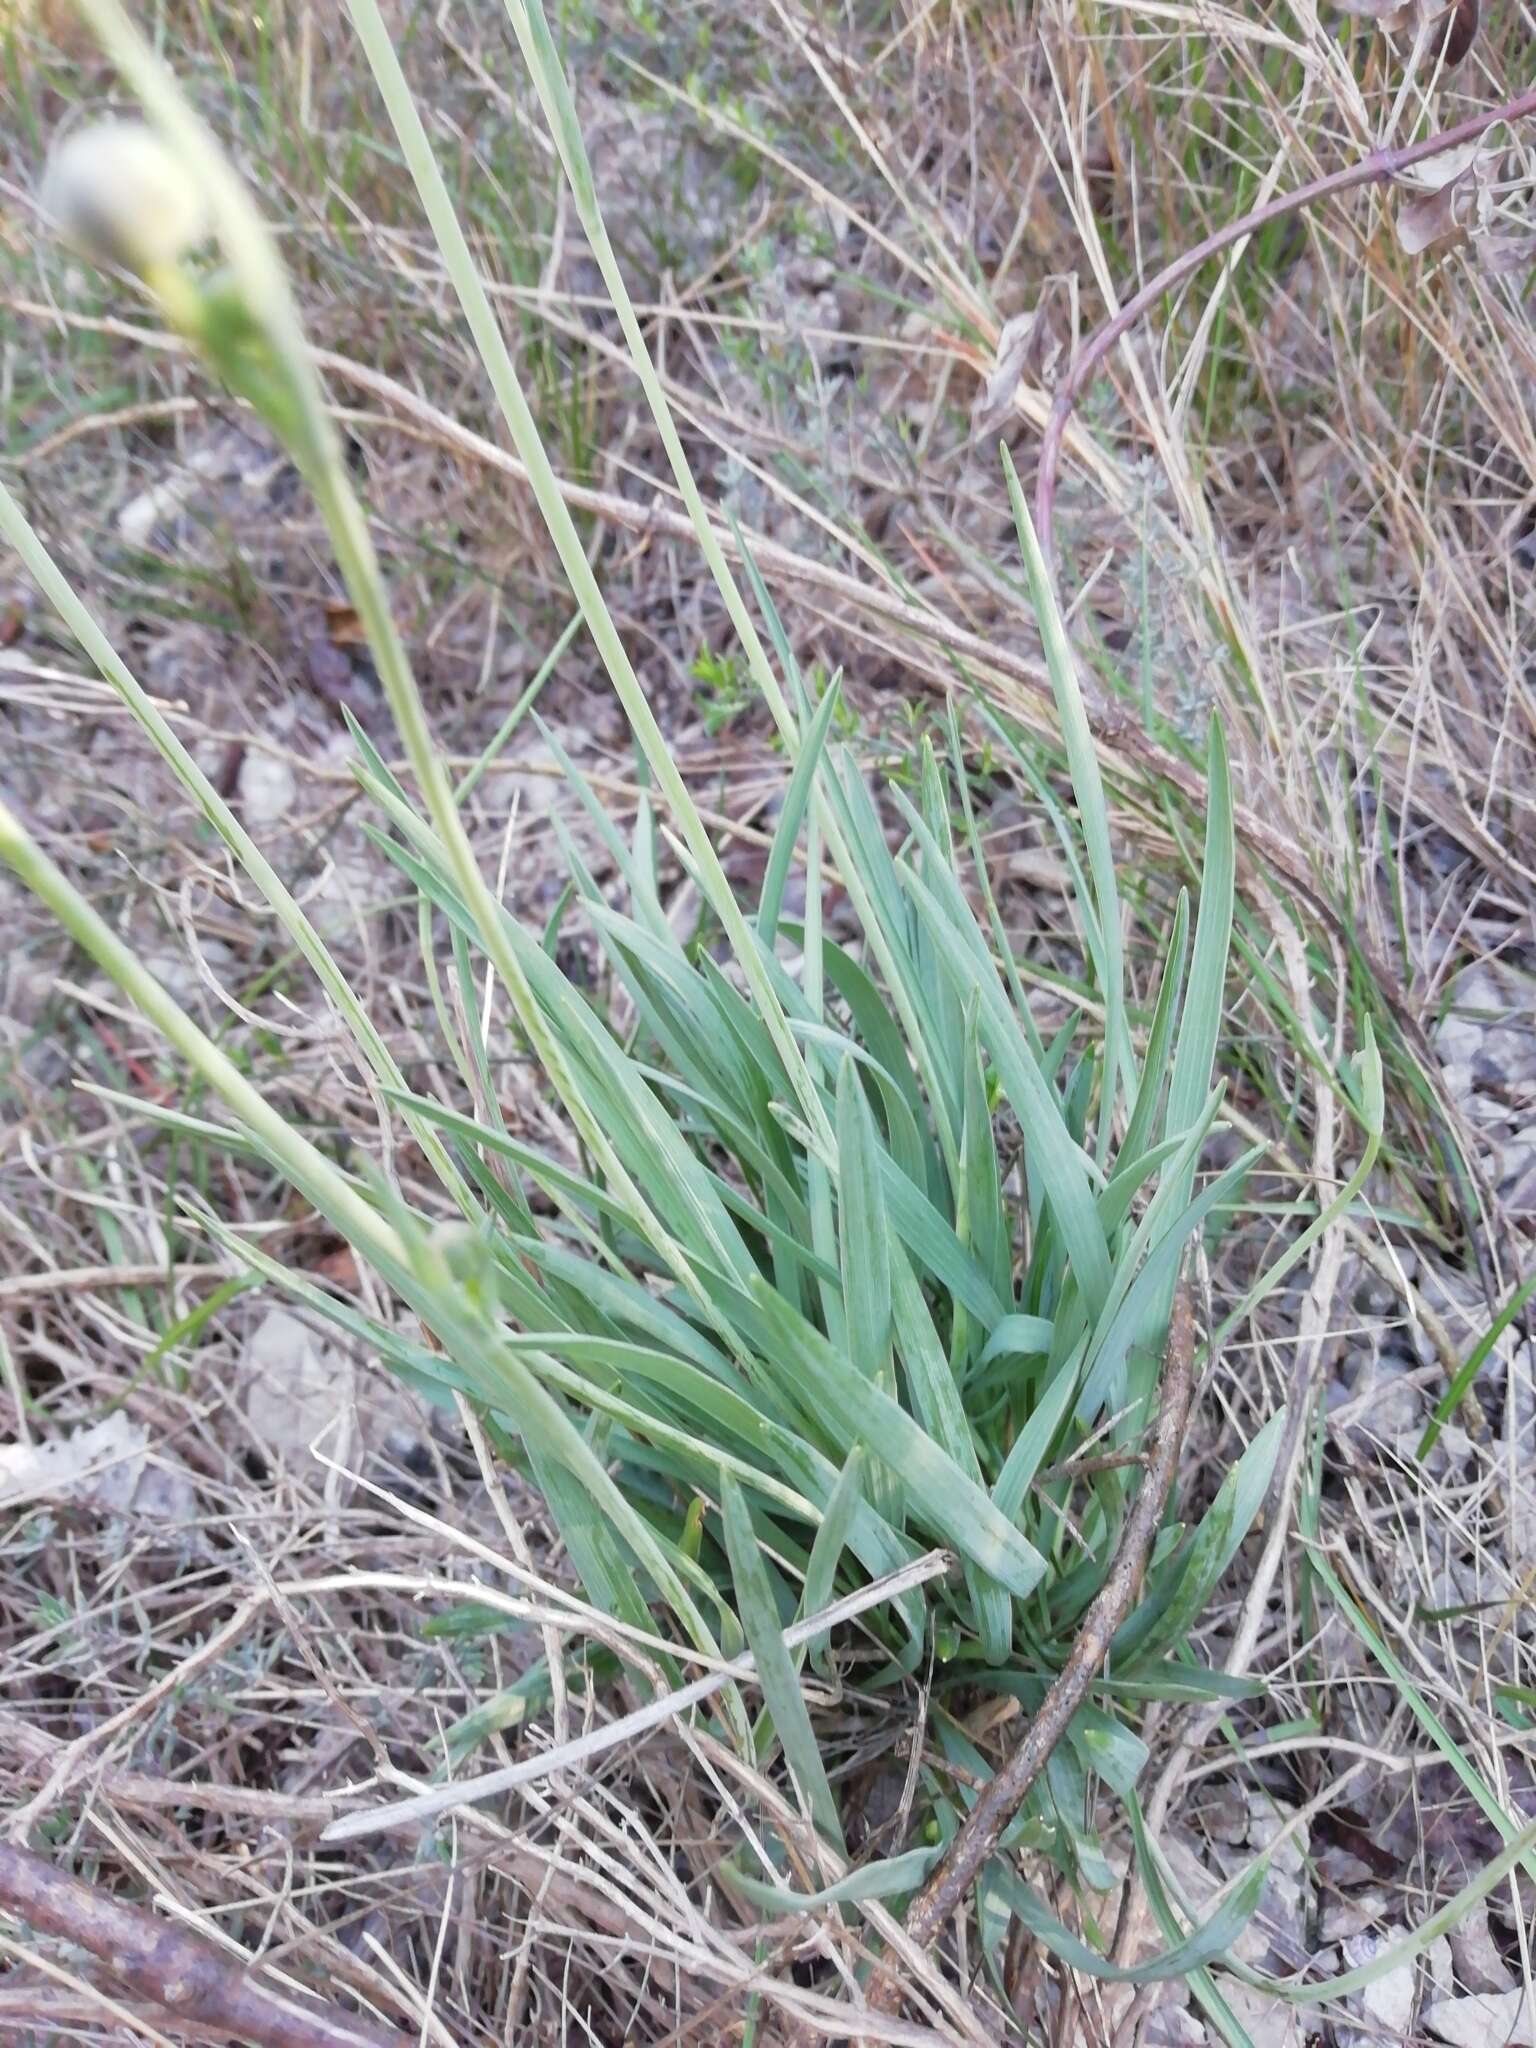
[
  {"left": 1242, "top": 1792, "right": 1307, "bottom": 1877},
  {"left": 1212, "top": 1977, "right": 1303, "bottom": 2047},
  {"left": 1448, "top": 1902, "right": 1515, "bottom": 1994},
  {"left": 1209, "top": 1796, "right": 1308, "bottom": 1967},
  {"left": 241, "top": 1307, "right": 426, "bottom": 1481},
  {"left": 309, "top": 834, "right": 381, "bottom": 944},
  {"left": 1424, "top": 1935, "right": 1455, "bottom": 2002},
  {"left": 1321, "top": 1885, "right": 1389, "bottom": 1942},
  {"left": 1316, "top": 1842, "right": 1378, "bottom": 1889},
  {"left": 1334, "top": 1364, "right": 1426, "bottom": 1455},
  {"left": 1203, "top": 1784, "right": 1252, "bottom": 1845},
  {"left": 1162, "top": 1832, "right": 1219, "bottom": 1902},
  {"left": 237, "top": 748, "right": 298, "bottom": 827},
  {"left": 116, "top": 472, "right": 192, "bottom": 547},
  {"left": 1143, "top": 1998, "right": 1205, "bottom": 2046},
  {"left": 244, "top": 1307, "right": 356, "bottom": 1467},
  {"left": 1511, "top": 1479, "right": 1536, "bottom": 1567},
  {"left": 1425, "top": 1989, "right": 1536, "bottom": 2046},
  {"left": 0, "top": 1411, "right": 196, "bottom": 1524}
]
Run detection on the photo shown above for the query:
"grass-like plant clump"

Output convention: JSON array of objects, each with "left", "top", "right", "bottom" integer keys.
[{"left": 36, "top": 3, "right": 1536, "bottom": 2037}]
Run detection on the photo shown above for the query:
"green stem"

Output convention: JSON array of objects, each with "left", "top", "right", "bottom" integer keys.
[
  {"left": 0, "top": 797, "right": 404, "bottom": 1269},
  {"left": 0, "top": 478, "right": 471, "bottom": 1214}
]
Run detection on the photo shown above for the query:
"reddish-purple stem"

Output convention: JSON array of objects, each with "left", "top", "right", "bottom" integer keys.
[{"left": 1034, "top": 86, "right": 1536, "bottom": 564}]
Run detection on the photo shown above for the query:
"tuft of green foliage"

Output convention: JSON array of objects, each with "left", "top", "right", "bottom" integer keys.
[{"left": 0, "top": 0, "right": 1415, "bottom": 2009}]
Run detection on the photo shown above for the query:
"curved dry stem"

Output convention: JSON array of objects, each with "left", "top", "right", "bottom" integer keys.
[{"left": 1034, "top": 86, "right": 1536, "bottom": 566}]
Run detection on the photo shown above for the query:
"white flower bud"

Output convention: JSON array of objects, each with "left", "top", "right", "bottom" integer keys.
[{"left": 41, "top": 120, "right": 209, "bottom": 274}]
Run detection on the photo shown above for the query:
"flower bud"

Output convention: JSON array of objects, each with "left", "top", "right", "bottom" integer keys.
[
  {"left": 42, "top": 120, "right": 208, "bottom": 275},
  {"left": 428, "top": 1221, "right": 494, "bottom": 1293}
]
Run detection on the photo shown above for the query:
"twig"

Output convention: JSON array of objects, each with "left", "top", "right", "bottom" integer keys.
[
  {"left": 1034, "top": 86, "right": 1536, "bottom": 567},
  {"left": 0, "top": 1841, "right": 412, "bottom": 2048},
  {"left": 900, "top": 1288, "right": 1197, "bottom": 1951}
]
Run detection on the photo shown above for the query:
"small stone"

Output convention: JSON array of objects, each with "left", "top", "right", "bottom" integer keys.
[
  {"left": 1143, "top": 2001, "right": 1205, "bottom": 2046},
  {"left": 117, "top": 472, "right": 194, "bottom": 547},
  {"left": 1316, "top": 1843, "right": 1378, "bottom": 1889},
  {"left": 1339, "top": 1368, "right": 1427, "bottom": 1454},
  {"left": 1425, "top": 1990, "right": 1536, "bottom": 2046},
  {"left": 238, "top": 749, "right": 297, "bottom": 826},
  {"left": 241, "top": 1306, "right": 424, "bottom": 1483},
  {"left": 1243, "top": 1792, "right": 1308, "bottom": 1876},
  {"left": 1448, "top": 1901, "right": 1514, "bottom": 1994},
  {"left": 1203, "top": 1784, "right": 1252, "bottom": 1845},
  {"left": 1321, "top": 1885, "right": 1389, "bottom": 1942},
  {"left": 1212, "top": 1977, "right": 1302, "bottom": 2047},
  {"left": 1424, "top": 1935, "right": 1456, "bottom": 2002}
]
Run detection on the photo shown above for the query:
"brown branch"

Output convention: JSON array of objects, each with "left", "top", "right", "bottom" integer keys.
[
  {"left": 1033, "top": 84, "right": 1536, "bottom": 567},
  {"left": 901, "top": 1287, "right": 1198, "bottom": 1952},
  {"left": 0, "top": 1840, "right": 413, "bottom": 2048}
]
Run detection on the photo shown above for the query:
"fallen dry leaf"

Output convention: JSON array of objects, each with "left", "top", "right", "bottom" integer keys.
[
  {"left": 241, "top": 1305, "right": 426, "bottom": 1479},
  {"left": 972, "top": 289, "right": 1069, "bottom": 433},
  {"left": 1397, "top": 179, "right": 1466, "bottom": 255},
  {"left": 0, "top": 1411, "right": 195, "bottom": 1521},
  {"left": 1330, "top": 0, "right": 1476, "bottom": 54},
  {"left": 323, "top": 598, "right": 368, "bottom": 647},
  {"left": 1391, "top": 132, "right": 1517, "bottom": 257},
  {"left": 1443, "top": 0, "right": 1478, "bottom": 63}
]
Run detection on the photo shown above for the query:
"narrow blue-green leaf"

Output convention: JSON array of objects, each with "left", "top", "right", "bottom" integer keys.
[
  {"left": 836, "top": 1055, "right": 892, "bottom": 1386},
  {"left": 1116, "top": 1408, "right": 1287, "bottom": 1664},
  {"left": 901, "top": 864, "right": 1111, "bottom": 1314},
  {"left": 890, "top": 1252, "right": 1014, "bottom": 1659},
  {"left": 1419, "top": 1265, "right": 1536, "bottom": 1458},
  {"left": 983, "top": 1849, "right": 1267, "bottom": 1984},
  {"left": 794, "top": 1024, "right": 929, "bottom": 1194},
  {"left": 723, "top": 1845, "right": 939, "bottom": 1912},
  {"left": 799, "top": 1448, "right": 865, "bottom": 1678},
  {"left": 1129, "top": 1801, "right": 1257, "bottom": 2045},
  {"left": 1076, "top": 1146, "right": 1259, "bottom": 1424},
  {"left": 1001, "top": 447, "right": 1130, "bottom": 1113},
  {"left": 1120, "top": 889, "right": 1189, "bottom": 1168},
  {"left": 1069, "top": 1704, "right": 1148, "bottom": 1799},
  {"left": 721, "top": 1471, "right": 845, "bottom": 1852},
  {"left": 991, "top": 1345, "right": 1081, "bottom": 1525},
  {"left": 1165, "top": 721, "right": 1234, "bottom": 1156},
  {"left": 959, "top": 999, "right": 1009, "bottom": 1310},
  {"left": 746, "top": 1280, "right": 1045, "bottom": 1599},
  {"left": 759, "top": 675, "right": 844, "bottom": 942},
  {"left": 979, "top": 1315, "right": 1057, "bottom": 1368}
]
